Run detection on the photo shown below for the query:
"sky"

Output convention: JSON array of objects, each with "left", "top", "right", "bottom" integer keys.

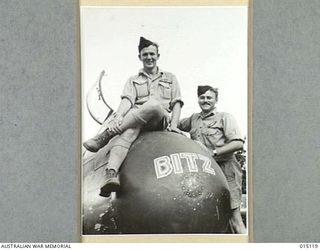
[{"left": 80, "top": 6, "right": 248, "bottom": 141}]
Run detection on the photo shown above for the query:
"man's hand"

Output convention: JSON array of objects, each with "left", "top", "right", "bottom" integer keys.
[
  {"left": 167, "top": 125, "right": 185, "bottom": 136},
  {"left": 107, "top": 115, "right": 124, "bottom": 134}
]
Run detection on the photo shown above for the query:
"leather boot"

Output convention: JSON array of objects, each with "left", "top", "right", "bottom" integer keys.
[
  {"left": 83, "top": 129, "right": 116, "bottom": 152},
  {"left": 100, "top": 169, "right": 120, "bottom": 197}
]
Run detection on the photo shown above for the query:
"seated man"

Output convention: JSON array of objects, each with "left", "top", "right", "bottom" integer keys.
[
  {"left": 178, "top": 85, "right": 246, "bottom": 234},
  {"left": 83, "top": 37, "right": 183, "bottom": 197}
]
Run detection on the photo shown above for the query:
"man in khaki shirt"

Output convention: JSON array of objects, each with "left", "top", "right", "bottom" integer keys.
[
  {"left": 84, "top": 37, "right": 183, "bottom": 197},
  {"left": 178, "top": 85, "right": 246, "bottom": 234}
]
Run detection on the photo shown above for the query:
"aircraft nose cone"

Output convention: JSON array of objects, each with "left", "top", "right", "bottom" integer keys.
[
  {"left": 83, "top": 131, "right": 231, "bottom": 234},
  {"left": 115, "top": 131, "right": 231, "bottom": 234}
]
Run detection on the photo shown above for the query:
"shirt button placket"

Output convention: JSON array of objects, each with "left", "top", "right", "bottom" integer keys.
[{"left": 150, "top": 79, "right": 154, "bottom": 96}]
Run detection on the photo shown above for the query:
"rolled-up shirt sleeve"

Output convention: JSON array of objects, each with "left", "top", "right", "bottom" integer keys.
[
  {"left": 223, "top": 113, "right": 244, "bottom": 143},
  {"left": 169, "top": 74, "right": 184, "bottom": 110},
  {"left": 120, "top": 77, "right": 136, "bottom": 108}
]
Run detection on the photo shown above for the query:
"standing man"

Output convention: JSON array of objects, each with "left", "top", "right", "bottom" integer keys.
[
  {"left": 178, "top": 85, "right": 246, "bottom": 234},
  {"left": 83, "top": 37, "right": 183, "bottom": 197}
]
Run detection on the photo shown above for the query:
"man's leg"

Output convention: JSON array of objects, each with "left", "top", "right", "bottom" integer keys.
[
  {"left": 217, "top": 158, "right": 246, "bottom": 234},
  {"left": 229, "top": 207, "right": 246, "bottom": 234},
  {"left": 84, "top": 98, "right": 166, "bottom": 152},
  {"left": 100, "top": 127, "right": 141, "bottom": 197},
  {"left": 119, "top": 98, "right": 166, "bottom": 131}
]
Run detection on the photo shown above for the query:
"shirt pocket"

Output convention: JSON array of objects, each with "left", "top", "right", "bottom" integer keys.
[
  {"left": 203, "top": 127, "right": 222, "bottom": 136},
  {"left": 158, "top": 80, "right": 172, "bottom": 99},
  {"left": 202, "top": 127, "right": 224, "bottom": 146},
  {"left": 133, "top": 80, "right": 149, "bottom": 98}
]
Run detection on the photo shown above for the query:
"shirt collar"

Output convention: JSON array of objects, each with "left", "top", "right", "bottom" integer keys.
[
  {"left": 139, "top": 67, "right": 164, "bottom": 79},
  {"left": 200, "top": 108, "right": 217, "bottom": 119}
]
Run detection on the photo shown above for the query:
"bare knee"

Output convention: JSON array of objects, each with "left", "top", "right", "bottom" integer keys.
[{"left": 140, "top": 98, "right": 163, "bottom": 117}]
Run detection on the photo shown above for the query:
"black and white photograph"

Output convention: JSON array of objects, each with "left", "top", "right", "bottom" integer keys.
[{"left": 80, "top": 3, "right": 248, "bottom": 240}]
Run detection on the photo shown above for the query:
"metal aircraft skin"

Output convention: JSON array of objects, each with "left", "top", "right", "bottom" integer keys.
[{"left": 82, "top": 131, "right": 232, "bottom": 234}]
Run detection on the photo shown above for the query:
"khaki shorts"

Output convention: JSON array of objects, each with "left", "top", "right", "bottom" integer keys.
[
  {"left": 217, "top": 156, "right": 242, "bottom": 210},
  {"left": 143, "top": 113, "right": 169, "bottom": 131},
  {"left": 133, "top": 104, "right": 170, "bottom": 131}
]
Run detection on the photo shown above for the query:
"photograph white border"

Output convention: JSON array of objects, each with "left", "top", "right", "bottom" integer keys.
[{"left": 80, "top": 0, "right": 251, "bottom": 243}]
